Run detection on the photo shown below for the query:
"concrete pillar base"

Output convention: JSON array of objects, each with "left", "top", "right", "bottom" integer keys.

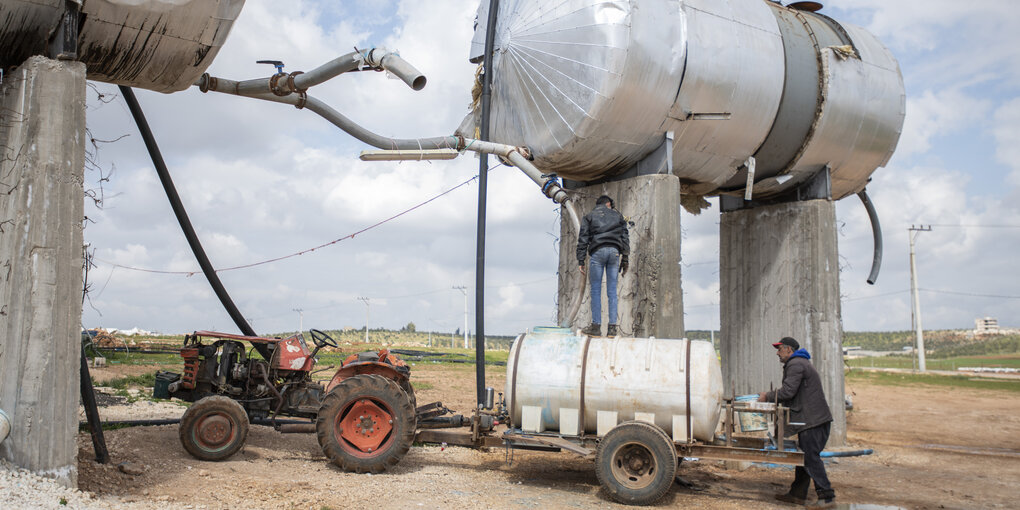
[
  {"left": 558, "top": 174, "right": 684, "bottom": 339},
  {"left": 0, "top": 56, "right": 87, "bottom": 487},
  {"left": 720, "top": 199, "right": 845, "bottom": 446}
]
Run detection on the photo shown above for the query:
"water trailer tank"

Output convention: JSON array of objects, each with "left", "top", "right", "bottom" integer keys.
[{"left": 506, "top": 328, "right": 723, "bottom": 442}]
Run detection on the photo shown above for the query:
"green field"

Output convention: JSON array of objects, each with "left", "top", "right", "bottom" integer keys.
[
  {"left": 845, "top": 369, "right": 1020, "bottom": 393},
  {"left": 845, "top": 354, "right": 1020, "bottom": 370}
]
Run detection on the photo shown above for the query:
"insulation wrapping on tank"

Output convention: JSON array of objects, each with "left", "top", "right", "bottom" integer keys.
[{"left": 462, "top": 0, "right": 905, "bottom": 201}]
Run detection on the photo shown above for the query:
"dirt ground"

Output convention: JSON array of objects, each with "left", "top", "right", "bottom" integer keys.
[{"left": 77, "top": 363, "right": 1020, "bottom": 510}]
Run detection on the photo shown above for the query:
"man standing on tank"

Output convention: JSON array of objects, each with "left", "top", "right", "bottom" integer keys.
[
  {"left": 577, "top": 195, "right": 629, "bottom": 337},
  {"left": 759, "top": 337, "right": 835, "bottom": 509}
]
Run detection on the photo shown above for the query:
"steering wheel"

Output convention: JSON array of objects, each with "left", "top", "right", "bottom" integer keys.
[{"left": 308, "top": 328, "right": 338, "bottom": 349}]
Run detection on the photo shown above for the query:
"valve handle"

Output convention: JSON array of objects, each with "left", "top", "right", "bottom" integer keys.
[{"left": 256, "top": 59, "right": 286, "bottom": 74}]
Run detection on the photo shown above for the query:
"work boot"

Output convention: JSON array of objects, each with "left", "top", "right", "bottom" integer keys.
[
  {"left": 774, "top": 493, "right": 806, "bottom": 505},
  {"left": 581, "top": 323, "right": 601, "bottom": 337},
  {"left": 606, "top": 324, "right": 619, "bottom": 337},
  {"left": 807, "top": 498, "right": 835, "bottom": 509}
]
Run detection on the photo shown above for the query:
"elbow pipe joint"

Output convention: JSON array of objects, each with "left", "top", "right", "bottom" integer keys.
[{"left": 362, "top": 48, "right": 427, "bottom": 91}]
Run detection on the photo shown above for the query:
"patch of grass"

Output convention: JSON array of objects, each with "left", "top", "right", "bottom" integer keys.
[
  {"left": 100, "top": 372, "right": 158, "bottom": 390},
  {"left": 411, "top": 381, "right": 434, "bottom": 391},
  {"left": 846, "top": 354, "right": 1020, "bottom": 370},
  {"left": 846, "top": 369, "right": 1020, "bottom": 393}
]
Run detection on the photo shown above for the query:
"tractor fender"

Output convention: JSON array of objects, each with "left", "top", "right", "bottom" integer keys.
[{"left": 326, "top": 362, "right": 408, "bottom": 394}]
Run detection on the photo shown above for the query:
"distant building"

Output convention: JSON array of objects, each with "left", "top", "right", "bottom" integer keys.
[{"left": 975, "top": 317, "right": 999, "bottom": 335}]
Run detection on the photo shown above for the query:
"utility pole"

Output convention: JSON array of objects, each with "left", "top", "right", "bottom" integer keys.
[
  {"left": 292, "top": 308, "right": 304, "bottom": 335},
  {"left": 453, "top": 286, "right": 469, "bottom": 349},
  {"left": 909, "top": 225, "right": 931, "bottom": 372},
  {"left": 357, "top": 297, "right": 370, "bottom": 343}
]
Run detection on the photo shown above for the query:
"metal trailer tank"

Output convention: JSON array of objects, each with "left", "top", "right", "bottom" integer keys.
[
  {"left": 0, "top": 0, "right": 245, "bottom": 93},
  {"left": 507, "top": 328, "right": 723, "bottom": 442},
  {"left": 464, "top": 0, "right": 905, "bottom": 202}
]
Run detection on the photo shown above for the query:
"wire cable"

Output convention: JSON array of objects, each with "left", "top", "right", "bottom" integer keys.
[{"left": 93, "top": 173, "right": 483, "bottom": 275}]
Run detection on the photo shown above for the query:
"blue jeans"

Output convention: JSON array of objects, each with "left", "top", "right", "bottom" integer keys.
[{"left": 588, "top": 246, "right": 620, "bottom": 325}]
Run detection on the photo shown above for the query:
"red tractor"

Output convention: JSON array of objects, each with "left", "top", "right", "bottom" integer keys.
[{"left": 154, "top": 329, "right": 418, "bottom": 472}]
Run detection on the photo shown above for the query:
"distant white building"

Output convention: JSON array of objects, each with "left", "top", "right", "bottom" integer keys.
[{"left": 974, "top": 317, "right": 999, "bottom": 335}]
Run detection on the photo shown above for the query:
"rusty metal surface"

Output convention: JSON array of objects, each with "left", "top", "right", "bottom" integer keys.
[
  {"left": 688, "top": 444, "right": 804, "bottom": 465},
  {"left": 0, "top": 0, "right": 244, "bottom": 93}
]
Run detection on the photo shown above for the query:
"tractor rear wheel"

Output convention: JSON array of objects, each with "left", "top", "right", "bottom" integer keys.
[
  {"left": 316, "top": 374, "right": 416, "bottom": 473},
  {"left": 595, "top": 420, "right": 678, "bottom": 505},
  {"left": 179, "top": 395, "right": 249, "bottom": 461}
]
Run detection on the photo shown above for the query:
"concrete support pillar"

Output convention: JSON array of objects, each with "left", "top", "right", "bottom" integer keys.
[
  {"left": 719, "top": 199, "right": 845, "bottom": 446},
  {"left": 558, "top": 175, "right": 684, "bottom": 338},
  {"left": 0, "top": 56, "right": 86, "bottom": 486}
]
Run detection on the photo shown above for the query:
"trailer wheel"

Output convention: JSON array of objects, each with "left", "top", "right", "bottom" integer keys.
[
  {"left": 316, "top": 374, "right": 416, "bottom": 473},
  {"left": 179, "top": 395, "right": 249, "bottom": 461},
  {"left": 595, "top": 420, "right": 678, "bottom": 505}
]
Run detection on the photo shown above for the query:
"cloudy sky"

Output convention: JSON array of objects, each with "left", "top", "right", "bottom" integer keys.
[{"left": 81, "top": 0, "right": 1020, "bottom": 336}]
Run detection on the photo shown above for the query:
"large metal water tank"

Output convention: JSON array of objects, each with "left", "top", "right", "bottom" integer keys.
[
  {"left": 507, "top": 328, "right": 723, "bottom": 441},
  {"left": 466, "top": 0, "right": 905, "bottom": 200},
  {"left": 0, "top": 0, "right": 244, "bottom": 93}
]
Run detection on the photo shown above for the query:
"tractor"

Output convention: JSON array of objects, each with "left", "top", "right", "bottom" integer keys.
[{"left": 154, "top": 329, "right": 418, "bottom": 472}]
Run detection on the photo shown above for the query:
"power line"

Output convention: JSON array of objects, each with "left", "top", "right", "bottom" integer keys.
[
  {"left": 927, "top": 224, "right": 1020, "bottom": 229},
  {"left": 92, "top": 172, "right": 486, "bottom": 275},
  {"left": 843, "top": 289, "right": 910, "bottom": 302},
  {"left": 920, "top": 288, "right": 1020, "bottom": 300}
]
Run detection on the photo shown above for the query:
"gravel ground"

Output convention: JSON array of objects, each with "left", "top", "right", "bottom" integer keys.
[{"left": 3, "top": 363, "right": 1018, "bottom": 509}]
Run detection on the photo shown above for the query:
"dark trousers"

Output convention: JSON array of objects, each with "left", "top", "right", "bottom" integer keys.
[{"left": 791, "top": 422, "right": 834, "bottom": 501}]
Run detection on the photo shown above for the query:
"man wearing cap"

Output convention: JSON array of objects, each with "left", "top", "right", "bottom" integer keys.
[
  {"left": 576, "top": 195, "right": 630, "bottom": 337},
  {"left": 759, "top": 336, "right": 835, "bottom": 509}
]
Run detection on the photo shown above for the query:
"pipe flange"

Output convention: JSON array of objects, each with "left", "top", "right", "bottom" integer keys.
[
  {"left": 287, "top": 71, "right": 306, "bottom": 93},
  {"left": 198, "top": 73, "right": 211, "bottom": 93},
  {"left": 294, "top": 91, "right": 308, "bottom": 110},
  {"left": 269, "top": 73, "right": 290, "bottom": 96}
]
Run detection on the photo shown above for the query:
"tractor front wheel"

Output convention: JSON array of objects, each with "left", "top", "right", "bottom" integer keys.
[
  {"left": 316, "top": 374, "right": 416, "bottom": 473},
  {"left": 179, "top": 395, "right": 249, "bottom": 461}
]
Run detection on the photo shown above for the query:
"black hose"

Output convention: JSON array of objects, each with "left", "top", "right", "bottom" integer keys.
[
  {"left": 118, "top": 86, "right": 270, "bottom": 360},
  {"left": 857, "top": 189, "right": 883, "bottom": 285},
  {"left": 475, "top": 0, "right": 500, "bottom": 408}
]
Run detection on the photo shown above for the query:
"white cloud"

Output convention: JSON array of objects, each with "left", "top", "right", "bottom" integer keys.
[
  {"left": 896, "top": 89, "right": 992, "bottom": 159},
  {"left": 993, "top": 98, "right": 1020, "bottom": 186},
  {"left": 78, "top": 0, "right": 1020, "bottom": 335}
]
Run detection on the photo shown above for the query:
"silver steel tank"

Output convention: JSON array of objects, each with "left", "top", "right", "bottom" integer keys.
[
  {"left": 506, "top": 327, "right": 723, "bottom": 441},
  {"left": 465, "top": 0, "right": 905, "bottom": 200},
  {"left": 0, "top": 0, "right": 245, "bottom": 93}
]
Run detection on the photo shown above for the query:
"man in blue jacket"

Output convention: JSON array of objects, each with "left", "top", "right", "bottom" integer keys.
[
  {"left": 759, "top": 336, "right": 835, "bottom": 509},
  {"left": 576, "top": 195, "right": 629, "bottom": 337}
]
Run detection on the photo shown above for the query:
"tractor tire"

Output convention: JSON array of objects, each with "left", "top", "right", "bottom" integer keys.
[
  {"left": 179, "top": 395, "right": 249, "bottom": 461},
  {"left": 398, "top": 379, "right": 417, "bottom": 410},
  {"left": 595, "top": 420, "right": 678, "bottom": 505},
  {"left": 316, "top": 374, "right": 417, "bottom": 473}
]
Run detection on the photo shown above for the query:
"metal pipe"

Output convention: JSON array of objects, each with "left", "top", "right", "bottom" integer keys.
[
  {"left": 361, "top": 48, "right": 427, "bottom": 91},
  {"left": 857, "top": 190, "right": 882, "bottom": 285},
  {"left": 560, "top": 201, "right": 587, "bottom": 328},
  {"left": 118, "top": 86, "right": 266, "bottom": 358},
  {"left": 196, "top": 79, "right": 575, "bottom": 207},
  {"left": 221, "top": 49, "right": 425, "bottom": 97}
]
